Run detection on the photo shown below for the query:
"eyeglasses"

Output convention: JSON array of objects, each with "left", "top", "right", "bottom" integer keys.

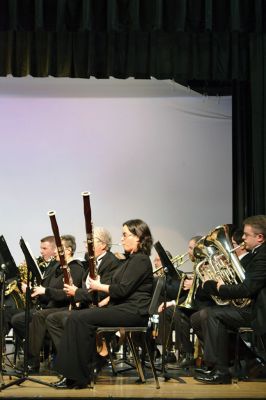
[
  {"left": 243, "top": 232, "right": 259, "bottom": 238},
  {"left": 121, "top": 232, "right": 134, "bottom": 239}
]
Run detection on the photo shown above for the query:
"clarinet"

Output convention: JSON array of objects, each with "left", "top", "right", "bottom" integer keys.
[
  {"left": 81, "top": 191, "right": 98, "bottom": 306},
  {"left": 47, "top": 211, "right": 73, "bottom": 286}
]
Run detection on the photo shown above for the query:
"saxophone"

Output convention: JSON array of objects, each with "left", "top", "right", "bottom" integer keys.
[
  {"left": 5, "top": 256, "right": 53, "bottom": 308},
  {"left": 4, "top": 261, "right": 28, "bottom": 308}
]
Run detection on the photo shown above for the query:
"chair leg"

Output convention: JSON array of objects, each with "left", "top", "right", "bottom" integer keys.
[
  {"left": 143, "top": 335, "right": 160, "bottom": 389},
  {"left": 105, "top": 338, "right": 118, "bottom": 375},
  {"left": 232, "top": 330, "right": 241, "bottom": 383},
  {"left": 126, "top": 332, "right": 146, "bottom": 383}
]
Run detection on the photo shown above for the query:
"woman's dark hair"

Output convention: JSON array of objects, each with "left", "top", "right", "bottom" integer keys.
[{"left": 123, "top": 219, "right": 153, "bottom": 256}]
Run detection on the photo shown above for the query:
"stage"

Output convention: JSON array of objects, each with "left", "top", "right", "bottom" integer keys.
[{"left": 1, "top": 367, "right": 266, "bottom": 399}]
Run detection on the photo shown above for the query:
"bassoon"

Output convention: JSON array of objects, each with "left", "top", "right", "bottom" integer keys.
[
  {"left": 81, "top": 191, "right": 98, "bottom": 306},
  {"left": 47, "top": 210, "right": 73, "bottom": 286}
]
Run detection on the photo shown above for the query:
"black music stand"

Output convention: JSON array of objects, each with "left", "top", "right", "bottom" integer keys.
[
  {"left": 0, "top": 238, "right": 53, "bottom": 390},
  {"left": 153, "top": 241, "right": 185, "bottom": 383},
  {"left": 0, "top": 235, "right": 21, "bottom": 389}
]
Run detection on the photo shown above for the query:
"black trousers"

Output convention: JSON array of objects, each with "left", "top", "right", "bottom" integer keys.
[
  {"left": 3, "top": 307, "right": 22, "bottom": 337},
  {"left": 157, "top": 305, "right": 194, "bottom": 354},
  {"left": 45, "top": 309, "right": 71, "bottom": 352},
  {"left": 55, "top": 306, "right": 148, "bottom": 385},
  {"left": 190, "top": 305, "right": 252, "bottom": 370},
  {"left": 11, "top": 307, "right": 68, "bottom": 364},
  {"left": 11, "top": 310, "right": 34, "bottom": 341},
  {"left": 29, "top": 307, "right": 68, "bottom": 359}
]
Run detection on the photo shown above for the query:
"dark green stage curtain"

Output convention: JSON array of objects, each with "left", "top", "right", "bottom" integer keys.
[
  {"left": 0, "top": 30, "right": 250, "bottom": 79},
  {"left": 233, "top": 34, "right": 266, "bottom": 224},
  {"left": 232, "top": 81, "right": 253, "bottom": 224},
  {"left": 0, "top": 0, "right": 265, "bottom": 33},
  {"left": 249, "top": 34, "right": 266, "bottom": 216},
  {"left": 0, "top": 1, "right": 263, "bottom": 79}
]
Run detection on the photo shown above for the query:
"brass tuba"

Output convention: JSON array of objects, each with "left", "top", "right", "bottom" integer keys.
[{"left": 195, "top": 225, "right": 250, "bottom": 307}]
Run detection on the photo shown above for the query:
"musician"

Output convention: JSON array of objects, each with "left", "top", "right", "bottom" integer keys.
[
  {"left": 153, "top": 250, "right": 172, "bottom": 277},
  {"left": 45, "top": 227, "right": 121, "bottom": 353},
  {"left": 190, "top": 227, "right": 252, "bottom": 368},
  {"left": 192, "top": 215, "right": 266, "bottom": 384},
  {"left": 153, "top": 249, "right": 179, "bottom": 362},
  {"left": 3, "top": 236, "right": 57, "bottom": 337},
  {"left": 11, "top": 235, "right": 83, "bottom": 373},
  {"left": 231, "top": 228, "right": 252, "bottom": 267},
  {"left": 157, "top": 236, "right": 215, "bottom": 368},
  {"left": 53, "top": 218, "right": 153, "bottom": 389},
  {"left": 38, "top": 236, "right": 58, "bottom": 274}
]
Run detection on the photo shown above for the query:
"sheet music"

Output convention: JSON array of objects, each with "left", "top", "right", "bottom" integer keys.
[
  {"left": 0, "top": 234, "right": 19, "bottom": 280},
  {"left": 19, "top": 237, "right": 44, "bottom": 283},
  {"left": 154, "top": 241, "right": 180, "bottom": 279}
]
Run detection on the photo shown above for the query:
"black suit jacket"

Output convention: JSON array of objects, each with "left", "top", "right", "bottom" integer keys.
[
  {"left": 74, "top": 251, "right": 121, "bottom": 305},
  {"left": 204, "top": 242, "right": 266, "bottom": 333},
  {"left": 40, "top": 259, "right": 83, "bottom": 308}
]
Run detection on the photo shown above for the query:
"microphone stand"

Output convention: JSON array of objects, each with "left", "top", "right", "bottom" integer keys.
[{"left": 0, "top": 261, "right": 53, "bottom": 390}]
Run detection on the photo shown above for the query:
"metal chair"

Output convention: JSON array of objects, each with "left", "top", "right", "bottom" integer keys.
[
  {"left": 233, "top": 327, "right": 266, "bottom": 383},
  {"left": 92, "top": 277, "right": 164, "bottom": 389}
]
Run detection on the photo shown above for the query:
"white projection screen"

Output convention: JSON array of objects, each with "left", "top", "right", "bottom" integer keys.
[{"left": 0, "top": 77, "right": 232, "bottom": 272}]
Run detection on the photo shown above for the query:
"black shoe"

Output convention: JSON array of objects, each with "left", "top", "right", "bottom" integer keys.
[
  {"left": 14, "top": 364, "right": 40, "bottom": 375},
  {"left": 93, "top": 353, "right": 108, "bottom": 374},
  {"left": 194, "top": 367, "right": 212, "bottom": 375},
  {"left": 27, "top": 364, "right": 40, "bottom": 374},
  {"left": 177, "top": 353, "right": 194, "bottom": 368},
  {"left": 53, "top": 377, "right": 87, "bottom": 389},
  {"left": 194, "top": 369, "right": 232, "bottom": 384},
  {"left": 165, "top": 352, "right": 176, "bottom": 363},
  {"left": 52, "top": 377, "right": 76, "bottom": 389}
]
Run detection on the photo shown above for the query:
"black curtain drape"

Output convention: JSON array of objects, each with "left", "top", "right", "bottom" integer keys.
[{"left": 0, "top": 0, "right": 265, "bottom": 224}]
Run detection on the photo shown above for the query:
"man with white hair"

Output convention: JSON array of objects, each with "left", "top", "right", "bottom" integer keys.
[{"left": 45, "top": 227, "right": 121, "bottom": 353}]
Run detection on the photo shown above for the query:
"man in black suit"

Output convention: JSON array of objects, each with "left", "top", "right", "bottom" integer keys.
[
  {"left": 192, "top": 215, "right": 266, "bottom": 384},
  {"left": 45, "top": 227, "right": 121, "bottom": 353},
  {"left": 3, "top": 235, "right": 58, "bottom": 337},
  {"left": 12, "top": 234, "right": 84, "bottom": 372}
]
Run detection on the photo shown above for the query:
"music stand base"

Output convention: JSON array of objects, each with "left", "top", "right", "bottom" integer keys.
[
  {"left": 162, "top": 370, "right": 186, "bottom": 383},
  {"left": 154, "top": 365, "right": 186, "bottom": 383},
  {"left": 0, "top": 372, "right": 55, "bottom": 390}
]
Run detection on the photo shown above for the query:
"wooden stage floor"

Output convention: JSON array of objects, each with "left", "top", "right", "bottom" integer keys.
[{"left": 1, "top": 369, "right": 266, "bottom": 399}]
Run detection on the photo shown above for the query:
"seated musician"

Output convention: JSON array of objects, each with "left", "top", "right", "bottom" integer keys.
[
  {"left": 3, "top": 236, "right": 57, "bottom": 338},
  {"left": 45, "top": 227, "right": 121, "bottom": 353},
  {"left": 191, "top": 215, "right": 266, "bottom": 384},
  {"left": 11, "top": 235, "right": 83, "bottom": 373},
  {"left": 153, "top": 249, "right": 180, "bottom": 363},
  {"left": 52, "top": 218, "right": 154, "bottom": 389},
  {"left": 156, "top": 236, "right": 215, "bottom": 368}
]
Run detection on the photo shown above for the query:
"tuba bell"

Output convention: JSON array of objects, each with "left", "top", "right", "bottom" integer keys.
[{"left": 195, "top": 225, "right": 250, "bottom": 308}]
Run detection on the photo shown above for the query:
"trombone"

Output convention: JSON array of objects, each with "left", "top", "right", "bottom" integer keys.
[
  {"left": 152, "top": 251, "right": 190, "bottom": 277},
  {"left": 171, "top": 251, "right": 190, "bottom": 266}
]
